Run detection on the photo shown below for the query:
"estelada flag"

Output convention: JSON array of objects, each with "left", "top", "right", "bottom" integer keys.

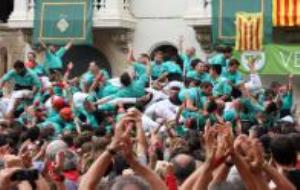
[
  {"left": 273, "top": 0, "right": 300, "bottom": 27},
  {"left": 235, "top": 12, "right": 263, "bottom": 51}
]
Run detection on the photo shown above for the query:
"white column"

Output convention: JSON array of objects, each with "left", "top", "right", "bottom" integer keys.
[{"left": 9, "top": 0, "right": 28, "bottom": 21}]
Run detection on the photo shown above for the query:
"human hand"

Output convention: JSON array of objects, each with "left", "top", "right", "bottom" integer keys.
[
  {"left": 0, "top": 168, "right": 22, "bottom": 190},
  {"left": 67, "top": 62, "right": 74, "bottom": 71}
]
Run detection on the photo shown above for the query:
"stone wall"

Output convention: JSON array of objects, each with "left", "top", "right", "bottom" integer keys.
[{"left": 0, "top": 26, "right": 27, "bottom": 74}]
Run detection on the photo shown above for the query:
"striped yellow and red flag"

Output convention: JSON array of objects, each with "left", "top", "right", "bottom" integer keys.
[
  {"left": 273, "top": 0, "right": 300, "bottom": 27},
  {"left": 235, "top": 12, "right": 263, "bottom": 51}
]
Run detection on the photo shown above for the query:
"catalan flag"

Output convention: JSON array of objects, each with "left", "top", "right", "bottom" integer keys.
[
  {"left": 273, "top": 0, "right": 300, "bottom": 27},
  {"left": 235, "top": 12, "right": 263, "bottom": 51}
]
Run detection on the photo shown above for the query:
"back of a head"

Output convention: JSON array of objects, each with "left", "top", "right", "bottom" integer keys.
[
  {"left": 13, "top": 60, "right": 25, "bottom": 70},
  {"left": 210, "top": 64, "right": 222, "bottom": 75},
  {"left": 270, "top": 135, "right": 297, "bottom": 166},
  {"left": 120, "top": 72, "right": 132, "bottom": 87},
  {"left": 171, "top": 154, "right": 196, "bottom": 184},
  {"left": 111, "top": 175, "right": 150, "bottom": 190}
]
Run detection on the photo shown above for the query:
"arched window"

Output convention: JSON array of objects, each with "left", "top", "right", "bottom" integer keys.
[{"left": 62, "top": 45, "right": 111, "bottom": 77}]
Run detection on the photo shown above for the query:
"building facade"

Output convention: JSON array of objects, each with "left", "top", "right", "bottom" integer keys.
[{"left": 0, "top": 0, "right": 211, "bottom": 76}]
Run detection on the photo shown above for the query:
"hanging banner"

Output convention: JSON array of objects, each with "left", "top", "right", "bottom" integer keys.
[
  {"left": 212, "top": 0, "right": 272, "bottom": 46},
  {"left": 273, "top": 0, "right": 300, "bottom": 27},
  {"left": 234, "top": 44, "right": 300, "bottom": 75},
  {"left": 33, "top": 0, "right": 93, "bottom": 45},
  {"left": 235, "top": 12, "right": 263, "bottom": 51}
]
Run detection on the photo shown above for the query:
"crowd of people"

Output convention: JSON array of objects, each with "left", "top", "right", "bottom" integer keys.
[{"left": 0, "top": 37, "right": 299, "bottom": 190}]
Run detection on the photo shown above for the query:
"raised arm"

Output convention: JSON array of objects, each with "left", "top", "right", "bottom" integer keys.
[
  {"left": 79, "top": 117, "right": 130, "bottom": 190},
  {"left": 127, "top": 44, "right": 136, "bottom": 64},
  {"left": 263, "top": 164, "right": 296, "bottom": 190},
  {"left": 64, "top": 40, "right": 73, "bottom": 51}
]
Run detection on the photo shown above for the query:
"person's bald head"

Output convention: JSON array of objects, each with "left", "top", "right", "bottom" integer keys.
[{"left": 171, "top": 154, "right": 196, "bottom": 184}]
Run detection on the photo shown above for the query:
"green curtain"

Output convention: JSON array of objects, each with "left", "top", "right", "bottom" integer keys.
[
  {"left": 234, "top": 44, "right": 300, "bottom": 75},
  {"left": 33, "top": 0, "right": 93, "bottom": 45},
  {"left": 212, "top": 0, "right": 272, "bottom": 46}
]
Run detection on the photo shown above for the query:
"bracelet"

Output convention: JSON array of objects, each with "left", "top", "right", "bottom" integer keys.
[{"left": 106, "top": 147, "right": 117, "bottom": 156}]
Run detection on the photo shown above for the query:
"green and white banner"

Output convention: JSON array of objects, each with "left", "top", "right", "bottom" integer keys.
[
  {"left": 234, "top": 44, "right": 300, "bottom": 75},
  {"left": 33, "top": 0, "right": 93, "bottom": 45}
]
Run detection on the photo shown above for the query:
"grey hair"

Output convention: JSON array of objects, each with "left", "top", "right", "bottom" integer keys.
[{"left": 111, "top": 175, "right": 150, "bottom": 190}]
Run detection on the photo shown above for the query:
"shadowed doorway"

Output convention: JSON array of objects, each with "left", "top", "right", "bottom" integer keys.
[{"left": 62, "top": 45, "right": 111, "bottom": 77}]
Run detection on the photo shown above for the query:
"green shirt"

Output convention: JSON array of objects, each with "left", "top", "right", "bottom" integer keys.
[
  {"left": 1, "top": 69, "right": 41, "bottom": 89},
  {"left": 186, "top": 70, "right": 210, "bottom": 83},
  {"left": 162, "top": 61, "right": 182, "bottom": 75},
  {"left": 133, "top": 62, "right": 147, "bottom": 80},
  {"left": 186, "top": 87, "right": 203, "bottom": 109},
  {"left": 113, "top": 78, "right": 147, "bottom": 98},
  {"left": 222, "top": 70, "right": 243, "bottom": 86},
  {"left": 96, "top": 82, "right": 118, "bottom": 99},
  {"left": 44, "top": 47, "right": 66, "bottom": 70},
  {"left": 209, "top": 76, "right": 232, "bottom": 97},
  {"left": 180, "top": 53, "right": 196, "bottom": 72},
  {"left": 208, "top": 53, "right": 226, "bottom": 67},
  {"left": 42, "top": 115, "right": 75, "bottom": 135},
  {"left": 150, "top": 61, "right": 164, "bottom": 79},
  {"left": 80, "top": 70, "right": 110, "bottom": 90},
  {"left": 29, "top": 64, "right": 46, "bottom": 76},
  {"left": 281, "top": 92, "right": 293, "bottom": 110}
]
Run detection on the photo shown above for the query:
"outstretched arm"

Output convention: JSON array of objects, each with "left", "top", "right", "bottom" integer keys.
[{"left": 64, "top": 40, "right": 73, "bottom": 50}]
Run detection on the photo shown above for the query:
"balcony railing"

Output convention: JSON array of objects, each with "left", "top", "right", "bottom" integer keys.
[{"left": 8, "top": 0, "right": 136, "bottom": 29}]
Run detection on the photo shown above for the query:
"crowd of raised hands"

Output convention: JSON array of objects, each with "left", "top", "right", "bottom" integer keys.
[{"left": 0, "top": 106, "right": 298, "bottom": 190}]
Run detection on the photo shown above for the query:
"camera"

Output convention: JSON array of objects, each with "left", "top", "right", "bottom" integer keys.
[{"left": 11, "top": 169, "right": 39, "bottom": 181}]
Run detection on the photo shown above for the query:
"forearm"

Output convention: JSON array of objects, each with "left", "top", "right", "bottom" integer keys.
[
  {"left": 180, "top": 164, "right": 205, "bottom": 190},
  {"left": 231, "top": 152, "right": 258, "bottom": 190},
  {"left": 192, "top": 163, "right": 213, "bottom": 190},
  {"left": 211, "top": 164, "right": 230, "bottom": 185},
  {"left": 128, "top": 158, "right": 168, "bottom": 190},
  {"left": 263, "top": 165, "right": 296, "bottom": 190},
  {"left": 136, "top": 121, "right": 148, "bottom": 155},
  {"left": 79, "top": 150, "right": 113, "bottom": 190}
]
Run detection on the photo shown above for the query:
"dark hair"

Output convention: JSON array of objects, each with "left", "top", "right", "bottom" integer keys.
[
  {"left": 13, "top": 60, "right": 25, "bottom": 69},
  {"left": 289, "top": 133, "right": 300, "bottom": 152},
  {"left": 265, "top": 101, "right": 278, "bottom": 114},
  {"left": 270, "top": 135, "right": 297, "bottom": 166},
  {"left": 224, "top": 46, "right": 233, "bottom": 54},
  {"left": 201, "top": 81, "right": 213, "bottom": 89},
  {"left": 62, "top": 134, "right": 74, "bottom": 147},
  {"left": 190, "top": 59, "right": 201, "bottom": 69},
  {"left": 120, "top": 72, "right": 132, "bottom": 87},
  {"left": 207, "top": 100, "right": 218, "bottom": 113},
  {"left": 26, "top": 127, "right": 40, "bottom": 142},
  {"left": 228, "top": 59, "right": 240, "bottom": 66},
  {"left": 210, "top": 64, "right": 222, "bottom": 75}
]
